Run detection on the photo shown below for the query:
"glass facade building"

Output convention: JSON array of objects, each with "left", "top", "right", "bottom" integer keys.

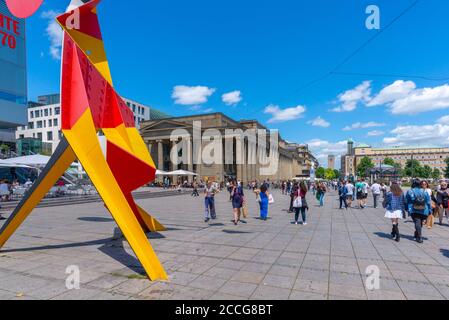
[{"left": 0, "top": 0, "right": 27, "bottom": 130}]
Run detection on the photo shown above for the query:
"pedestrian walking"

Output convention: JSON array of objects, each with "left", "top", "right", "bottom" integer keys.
[
  {"left": 256, "top": 185, "right": 269, "bottom": 221},
  {"left": 293, "top": 181, "right": 309, "bottom": 225},
  {"left": 191, "top": 181, "right": 199, "bottom": 197},
  {"left": 338, "top": 180, "right": 348, "bottom": 210},
  {"left": 204, "top": 181, "right": 217, "bottom": 222},
  {"left": 231, "top": 180, "right": 245, "bottom": 225},
  {"left": 355, "top": 179, "right": 367, "bottom": 209},
  {"left": 421, "top": 180, "right": 436, "bottom": 229},
  {"left": 371, "top": 181, "right": 382, "bottom": 209},
  {"left": 346, "top": 180, "right": 354, "bottom": 208},
  {"left": 384, "top": 182, "right": 406, "bottom": 242},
  {"left": 317, "top": 182, "right": 326, "bottom": 207},
  {"left": 288, "top": 182, "right": 299, "bottom": 213},
  {"left": 406, "top": 179, "right": 432, "bottom": 243},
  {"left": 436, "top": 181, "right": 449, "bottom": 225}
]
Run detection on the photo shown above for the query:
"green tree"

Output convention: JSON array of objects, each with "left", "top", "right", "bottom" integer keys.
[
  {"left": 324, "top": 168, "right": 335, "bottom": 180},
  {"left": 356, "top": 156, "right": 375, "bottom": 178},
  {"left": 383, "top": 157, "right": 396, "bottom": 166},
  {"left": 333, "top": 169, "right": 340, "bottom": 180},
  {"left": 445, "top": 157, "right": 449, "bottom": 179},
  {"left": 404, "top": 159, "right": 423, "bottom": 178},
  {"left": 432, "top": 168, "right": 441, "bottom": 180},
  {"left": 316, "top": 167, "right": 326, "bottom": 179},
  {"left": 421, "top": 165, "right": 432, "bottom": 179}
]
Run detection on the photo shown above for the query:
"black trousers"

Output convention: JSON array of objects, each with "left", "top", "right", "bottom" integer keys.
[
  {"left": 339, "top": 196, "right": 348, "bottom": 209},
  {"left": 373, "top": 194, "right": 380, "bottom": 208},
  {"left": 411, "top": 213, "right": 427, "bottom": 238}
]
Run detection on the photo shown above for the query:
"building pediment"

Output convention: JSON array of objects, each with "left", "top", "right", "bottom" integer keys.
[{"left": 140, "top": 119, "right": 193, "bottom": 134}]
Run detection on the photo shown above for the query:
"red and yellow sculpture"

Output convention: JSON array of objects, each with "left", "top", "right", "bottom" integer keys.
[{"left": 0, "top": 0, "right": 168, "bottom": 281}]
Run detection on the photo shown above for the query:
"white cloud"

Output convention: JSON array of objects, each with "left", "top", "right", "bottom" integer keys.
[
  {"left": 307, "top": 116, "right": 330, "bottom": 128},
  {"left": 222, "top": 90, "right": 242, "bottom": 105},
  {"left": 331, "top": 81, "right": 371, "bottom": 112},
  {"left": 264, "top": 104, "right": 306, "bottom": 123},
  {"left": 172, "top": 85, "right": 216, "bottom": 105},
  {"left": 367, "top": 80, "right": 416, "bottom": 107},
  {"left": 203, "top": 108, "right": 214, "bottom": 113},
  {"left": 367, "top": 130, "right": 385, "bottom": 137},
  {"left": 437, "top": 115, "right": 449, "bottom": 124},
  {"left": 342, "top": 121, "right": 386, "bottom": 131},
  {"left": 41, "top": 10, "right": 63, "bottom": 60},
  {"left": 383, "top": 123, "right": 449, "bottom": 146},
  {"left": 367, "top": 80, "right": 449, "bottom": 115},
  {"left": 306, "top": 139, "right": 348, "bottom": 168},
  {"left": 390, "top": 84, "right": 449, "bottom": 115}
]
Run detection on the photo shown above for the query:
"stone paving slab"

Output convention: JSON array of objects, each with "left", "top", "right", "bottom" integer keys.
[{"left": 1, "top": 188, "right": 449, "bottom": 300}]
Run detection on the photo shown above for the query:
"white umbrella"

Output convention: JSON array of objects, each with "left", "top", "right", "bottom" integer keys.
[
  {"left": 0, "top": 159, "right": 32, "bottom": 169},
  {"left": 3, "top": 154, "right": 78, "bottom": 167},
  {"left": 167, "top": 169, "right": 197, "bottom": 176},
  {"left": 2, "top": 154, "right": 51, "bottom": 166},
  {"left": 155, "top": 170, "right": 169, "bottom": 175}
]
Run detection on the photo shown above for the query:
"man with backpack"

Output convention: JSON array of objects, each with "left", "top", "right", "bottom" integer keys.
[
  {"left": 338, "top": 180, "right": 348, "bottom": 210},
  {"left": 436, "top": 181, "right": 449, "bottom": 225},
  {"left": 406, "top": 179, "right": 432, "bottom": 243},
  {"left": 355, "top": 179, "right": 366, "bottom": 209}
]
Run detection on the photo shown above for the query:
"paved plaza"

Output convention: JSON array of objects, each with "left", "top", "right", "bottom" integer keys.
[{"left": 1, "top": 188, "right": 449, "bottom": 300}]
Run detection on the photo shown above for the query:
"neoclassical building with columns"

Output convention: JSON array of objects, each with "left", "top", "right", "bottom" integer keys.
[{"left": 139, "top": 113, "right": 318, "bottom": 184}]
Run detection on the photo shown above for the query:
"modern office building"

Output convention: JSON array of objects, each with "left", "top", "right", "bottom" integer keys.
[
  {"left": 16, "top": 96, "right": 169, "bottom": 154},
  {"left": 37, "top": 94, "right": 60, "bottom": 106},
  {"left": 0, "top": 0, "right": 27, "bottom": 153}
]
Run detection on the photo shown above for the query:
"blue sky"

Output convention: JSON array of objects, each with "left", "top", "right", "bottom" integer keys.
[{"left": 25, "top": 0, "right": 449, "bottom": 166}]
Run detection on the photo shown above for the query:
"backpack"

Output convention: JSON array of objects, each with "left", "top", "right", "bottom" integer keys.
[
  {"left": 356, "top": 184, "right": 363, "bottom": 196},
  {"left": 412, "top": 189, "right": 426, "bottom": 211}
]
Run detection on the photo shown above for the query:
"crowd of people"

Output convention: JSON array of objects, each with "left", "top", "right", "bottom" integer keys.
[{"left": 196, "top": 176, "right": 449, "bottom": 246}]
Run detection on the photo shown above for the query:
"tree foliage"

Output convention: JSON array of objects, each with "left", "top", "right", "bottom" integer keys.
[
  {"left": 356, "top": 156, "right": 375, "bottom": 178},
  {"left": 432, "top": 168, "right": 441, "bottom": 180}
]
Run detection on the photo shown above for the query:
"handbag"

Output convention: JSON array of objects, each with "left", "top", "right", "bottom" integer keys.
[
  {"left": 268, "top": 194, "right": 274, "bottom": 204},
  {"left": 293, "top": 196, "right": 302, "bottom": 208},
  {"left": 242, "top": 205, "right": 248, "bottom": 218}
]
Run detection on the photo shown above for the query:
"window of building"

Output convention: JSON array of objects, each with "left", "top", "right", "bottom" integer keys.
[
  {"left": 19, "top": 134, "right": 24, "bottom": 139},
  {"left": 133, "top": 104, "right": 136, "bottom": 112},
  {"left": 47, "top": 131, "right": 53, "bottom": 141},
  {"left": 49, "top": 109, "right": 52, "bottom": 116},
  {"left": 37, "top": 121, "right": 43, "bottom": 129},
  {"left": 30, "top": 111, "right": 34, "bottom": 119},
  {"left": 28, "top": 122, "right": 34, "bottom": 129},
  {"left": 44, "top": 109, "right": 49, "bottom": 117},
  {"left": 55, "top": 107, "right": 61, "bottom": 115},
  {"left": 54, "top": 118, "right": 59, "bottom": 126},
  {"left": 37, "top": 132, "right": 42, "bottom": 140},
  {"left": 43, "top": 120, "right": 46, "bottom": 128}
]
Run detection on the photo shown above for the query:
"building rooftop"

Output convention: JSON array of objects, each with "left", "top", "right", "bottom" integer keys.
[{"left": 355, "top": 145, "right": 449, "bottom": 151}]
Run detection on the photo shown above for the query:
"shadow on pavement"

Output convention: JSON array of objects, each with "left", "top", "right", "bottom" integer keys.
[
  {"left": 222, "top": 229, "right": 252, "bottom": 234},
  {"left": 374, "top": 232, "right": 427, "bottom": 242},
  {"left": 78, "top": 217, "right": 115, "bottom": 222}
]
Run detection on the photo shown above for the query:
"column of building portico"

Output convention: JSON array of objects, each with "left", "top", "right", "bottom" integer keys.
[
  {"left": 157, "top": 140, "right": 164, "bottom": 182},
  {"left": 186, "top": 137, "right": 194, "bottom": 183},
  {"left": 242, "top": 139, "right": 247, "bottom": 185},
  {"left": 247, "top": 140, "right": 256, "bottom": 183},
  {"left": 171, "top": 140, "right": 178, "bottom": 185}
]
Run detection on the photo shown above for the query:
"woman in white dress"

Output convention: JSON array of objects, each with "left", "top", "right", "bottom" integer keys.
[{"left": 384, "top": 182, "right": 406, "bottom": 242}]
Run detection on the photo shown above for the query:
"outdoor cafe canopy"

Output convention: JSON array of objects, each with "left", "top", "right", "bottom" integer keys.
[{"left": 166, "top": 170, "right": 197, "bottom": 176}]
